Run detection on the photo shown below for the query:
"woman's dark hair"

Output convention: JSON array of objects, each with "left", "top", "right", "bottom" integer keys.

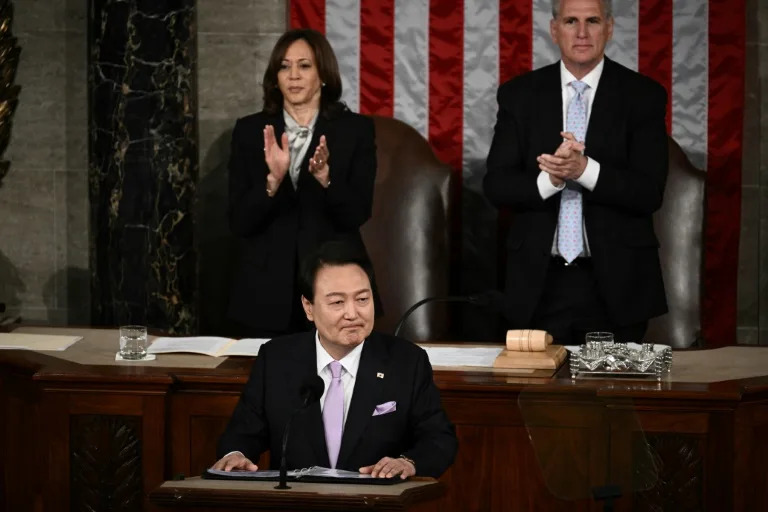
[{"left": 262, "top": 29, "right": 345, "bottom": 117}]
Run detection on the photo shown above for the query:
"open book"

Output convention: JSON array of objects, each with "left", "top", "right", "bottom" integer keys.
[
  {"left": 148, "top": 337, "right": 270, "bottom": 357},
  {"left": 203, "top": 466, "right": 404, "bottom": 485}
]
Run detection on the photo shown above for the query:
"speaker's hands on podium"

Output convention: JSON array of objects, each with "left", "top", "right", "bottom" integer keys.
[
  {"left": 211, "top": 451, "right": 259, "bottom": 472},
  {"left": 359, "top": 456, "right": 416, "bottom": 480}
]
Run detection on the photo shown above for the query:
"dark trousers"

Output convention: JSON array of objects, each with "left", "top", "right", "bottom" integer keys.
[{"left": 530, "top": 257, "right": 647, "bottom": 345}]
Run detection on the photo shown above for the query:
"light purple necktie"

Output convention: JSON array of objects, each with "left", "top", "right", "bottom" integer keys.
[
  {"left": 322, "top": 361, "right": 344, "bottom": 468},
  {"left": 558, "top": 80, "right": 589, "bottom": 263}
]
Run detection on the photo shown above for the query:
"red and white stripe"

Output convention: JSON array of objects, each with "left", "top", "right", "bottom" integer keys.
[{"left": 290, "top": 0, "right": 745, "bottom": 346}]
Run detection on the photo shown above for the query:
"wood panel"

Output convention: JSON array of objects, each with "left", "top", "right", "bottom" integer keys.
[
  {"left": 734, "top": 403, "right": 768, "bottom": 510},
  {"left": 70, "top": 414, "right": 144, "bottom": 511},
  {"left": 38, "top": 388, "right": 169, "bottom": 512},
  {"left": 2, "top": 348, "right": 768, "bottom": 512},
  {"left": 0, "top": 370, "right": 42, "bottom": 512}
]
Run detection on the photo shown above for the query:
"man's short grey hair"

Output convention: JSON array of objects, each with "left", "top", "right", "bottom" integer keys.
[{"left": 551, "top": 0, "right": 613, "bottom": 19}]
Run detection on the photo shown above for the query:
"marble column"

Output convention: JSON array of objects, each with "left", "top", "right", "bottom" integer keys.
[{"left": 88, "top": 0, "right": 197, "bottom": 334}]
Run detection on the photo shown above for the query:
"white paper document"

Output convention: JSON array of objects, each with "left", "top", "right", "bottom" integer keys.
[
  {"left": 0, "top": 333, "right": 82, "bottom": 351},
  {"left": 420, "top": 346, "right": 503, "bottom": 367},
  {"left": 148, "top": 336, "right": 270, "bottom": 357},
  {"left": 221, "top": 338, "right": 271, "bottom": 357}
]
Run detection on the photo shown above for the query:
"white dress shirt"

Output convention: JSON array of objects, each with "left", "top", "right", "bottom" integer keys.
[
  {"left": 538, "top": 59, "right": 605, "bottom": 257},
  {"left": 315, "top": 331, "right": 364, "bottom": 426}
]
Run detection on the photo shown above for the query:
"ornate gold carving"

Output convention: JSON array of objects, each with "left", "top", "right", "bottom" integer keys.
[{"left": 0, "top": 0, "right": 21, "bottom": 185}]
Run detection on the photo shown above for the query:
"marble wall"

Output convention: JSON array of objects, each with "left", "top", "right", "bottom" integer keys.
[
  {"left": 0, "top": 0, "right": 89, "bottom": 325},
  {"left": 88, "top": 0, "right": 197, "bottom": 334}
]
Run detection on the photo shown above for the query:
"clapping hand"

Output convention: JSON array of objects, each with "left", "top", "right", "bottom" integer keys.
[
  {"left": 309, "top": 135, "right": 330, "bottom": 188},
  {"left": 264, "top": 125, "right": 290, "bottom": 194},
  {"left": 537, "top": 131, "right": 587, "bottom": 186}
]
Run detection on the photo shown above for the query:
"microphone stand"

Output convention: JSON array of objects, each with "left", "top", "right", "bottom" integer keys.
[
  {"left": 276, "top": 376, "right": 323, "bottom": 489},
  {"left": 275, "top": 409, "right": 301, "bottom": 489},
  {"left": 393, "top": 292, "right": 505, "bottom": 338},
  {"left": 393, "top": 296, "right": 467, "bottom": 338}
]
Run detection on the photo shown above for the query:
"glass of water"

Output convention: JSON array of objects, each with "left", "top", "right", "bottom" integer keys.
[
  {"left": 585, "top": 331, "right": 614, "bottom": 346},
  {"left": 119, "top": 325, "right": 148, "bottom": 360}
]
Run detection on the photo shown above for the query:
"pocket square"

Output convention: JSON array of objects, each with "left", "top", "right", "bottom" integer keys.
[{"left": 372, "top": 401, "right": 397, "bottom": 416}]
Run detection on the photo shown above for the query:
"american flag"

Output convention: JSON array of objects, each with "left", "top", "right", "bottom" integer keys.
[{"left": 290, "top": 0, "right": 745, "bottom": 346}]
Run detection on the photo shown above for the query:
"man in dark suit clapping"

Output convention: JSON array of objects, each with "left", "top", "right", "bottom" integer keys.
[
  {"left": 213, "top": 240, "right": 457, "bottom": 478},
  {"left": 484, "top": 0, "right": 668, "bottom": 345}
]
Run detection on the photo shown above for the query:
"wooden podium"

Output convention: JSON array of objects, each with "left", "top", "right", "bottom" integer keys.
[
  {"left": 4, "top": 327, "right": 768, "bottom": 511},
  {"left": 149, "top": 476, "right": 444, "bottom": 511}
]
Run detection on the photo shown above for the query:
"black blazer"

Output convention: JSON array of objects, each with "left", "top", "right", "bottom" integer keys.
[
  {"left": 227, "top": 107, "right": 376, "bottom": 332},
  {"left": 484, "top": 58, "right": 669, "bottom": 328},
  {"left": 216, "top": 331, "right": 458, "bottom": 478}
]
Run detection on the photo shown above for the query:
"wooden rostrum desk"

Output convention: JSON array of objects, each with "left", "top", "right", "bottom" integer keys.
[{"left": 1, "top": 327, "right": 767, "bottom": 511}]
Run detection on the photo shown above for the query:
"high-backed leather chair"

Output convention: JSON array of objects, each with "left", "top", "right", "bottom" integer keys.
[
  {"left": 361, "top": 116, "right": 453, "bottom": 341},
  {"left": 645, "top": 138, "right": 706, "bottom": 348}
]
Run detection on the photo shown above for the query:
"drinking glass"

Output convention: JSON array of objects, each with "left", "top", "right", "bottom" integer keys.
[
  {"left": 585, "top": 331, "right": 614, "bottom": 346},
  {"left": 119, "top": 325, "right": 148, "bottom": 360}
]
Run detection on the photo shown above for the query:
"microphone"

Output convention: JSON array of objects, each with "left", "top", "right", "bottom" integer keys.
[
  {"left": 276, "top": 375, "right": 324, "bottom": 489},
  {"left": 393, "top": 290, "right": 507, "bottom": 338}
]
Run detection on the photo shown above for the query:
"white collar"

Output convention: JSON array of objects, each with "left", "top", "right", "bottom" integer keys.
[
  {"left": 560, "top": 58, "right": 604, "bottom": 91},
  {"left": 315, "top": 330, "right": 365, "bottom": 378}
]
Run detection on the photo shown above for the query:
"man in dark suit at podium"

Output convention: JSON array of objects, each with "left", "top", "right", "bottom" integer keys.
[
  {"left": 213, "top": 240, "right": 457, "bottom": 479},
  {"left": 484, "top": 0, "right": 668, "bottom": 344}
]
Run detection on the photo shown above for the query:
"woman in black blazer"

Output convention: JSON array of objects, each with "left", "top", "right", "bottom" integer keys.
[{"left": 227, "top": 29, "right": 377, "bottom": 337}]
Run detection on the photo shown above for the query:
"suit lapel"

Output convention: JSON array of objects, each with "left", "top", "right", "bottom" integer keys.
[
  {"left": 336, "top": 334, "right": 390, "bottom": 469},
  {"left": 585, "top": 57, "right": 619, "bottom": 154},
  {"left": 536, "top": 63, "right": 565, "bottom": 157},
  {"left": 290, "top": 332, "right": 329, "bottom": 467}
]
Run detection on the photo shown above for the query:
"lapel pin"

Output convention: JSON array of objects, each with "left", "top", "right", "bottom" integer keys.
[{"left": 376, "top": 372, "right": 384, "bottom": 379}]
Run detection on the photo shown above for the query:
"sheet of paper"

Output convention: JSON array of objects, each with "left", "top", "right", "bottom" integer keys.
[
  {"left": 0, "top": 333, "right": 82, "bottom": 351},
  {"left": 148, "top": 336, "right": 234, "bottom": 356},
  {"left": 420, "top": 346, "right": 503, "bottom": 367},
  {"left": 221, "top": 338, "right": 271, "bottom": 357}
]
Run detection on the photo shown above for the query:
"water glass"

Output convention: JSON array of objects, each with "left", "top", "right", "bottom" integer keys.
[
  {"left": 585, "top": 331, "right": 614, "bottom": 346},
  {"left": 119, "top": 325, "right": 148, "bottom": 360}
]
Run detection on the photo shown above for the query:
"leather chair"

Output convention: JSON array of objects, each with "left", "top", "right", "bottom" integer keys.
[
  {"left": 361, "top": 116, "right": 453, "bottom": 341},
  {"left": 645, "top": 138, "right": 706, "bottom": 348}
]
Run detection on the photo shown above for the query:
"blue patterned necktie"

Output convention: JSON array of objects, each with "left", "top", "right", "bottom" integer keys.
[{"left": 557, "top": 80, "right": 589, "bottom": 263}]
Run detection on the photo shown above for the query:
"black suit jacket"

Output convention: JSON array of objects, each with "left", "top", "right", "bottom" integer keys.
[
  {"left": 484, "top": 58, "right": 668, "bottom": 328},
  {"left": 216, "top": 331, "right": 458, "bottom": 478},
  {"left": 227, "top": 107, "right": 376, "bottom": 332}
]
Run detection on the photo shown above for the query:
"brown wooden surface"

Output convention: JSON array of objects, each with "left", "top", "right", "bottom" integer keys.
[
  {"left": 148, "top": 476, "right": 443, "bottom": 511},
  {"left": 2, "top": 336, "right": 768, "bottom": 512}
]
